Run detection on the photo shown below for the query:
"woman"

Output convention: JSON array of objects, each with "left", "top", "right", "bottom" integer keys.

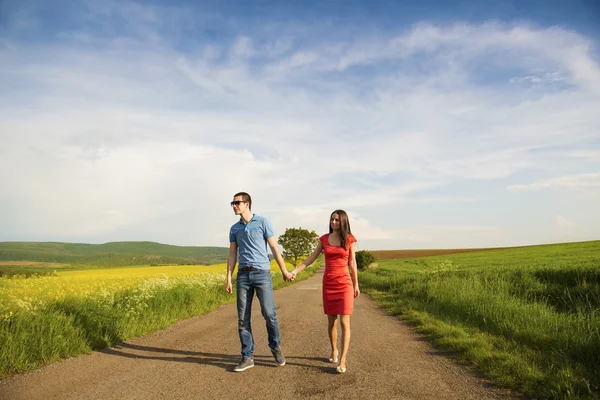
[{"left": 291, "top": 209, "right": 360, "bottom": 373}]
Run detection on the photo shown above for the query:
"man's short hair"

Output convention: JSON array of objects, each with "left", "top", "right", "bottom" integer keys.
[{"left": 234, "top": 192, "right": 252, "bottom": 210}]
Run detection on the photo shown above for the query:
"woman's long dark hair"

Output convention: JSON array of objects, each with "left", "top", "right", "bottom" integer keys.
[{"left": 329, "top": 209, "right": 352, "bottom": 249}]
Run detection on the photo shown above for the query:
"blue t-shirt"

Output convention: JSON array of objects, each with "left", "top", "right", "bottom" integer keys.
[{"left": 229, "top": 214, "right": 274, "bottom": 270}]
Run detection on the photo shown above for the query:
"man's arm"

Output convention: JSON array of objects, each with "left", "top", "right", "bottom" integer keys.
[
  {"left": 267, "top": 236, "right": 292, "bottom": 281},
  {"left": 226, "top": 242, "right": 238, "bottom": 293}
]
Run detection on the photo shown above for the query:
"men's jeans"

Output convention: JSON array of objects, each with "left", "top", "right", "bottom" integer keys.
[{"left": 236, "top": 269, "right": 281, "bottom": 359}]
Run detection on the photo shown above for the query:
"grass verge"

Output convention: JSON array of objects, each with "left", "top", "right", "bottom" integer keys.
[{"left": 360, "top": 241, "right": 600, "bottom": 400}]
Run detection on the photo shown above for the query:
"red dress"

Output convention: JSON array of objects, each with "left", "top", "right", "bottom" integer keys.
[{"left": 321, "top": 233, "right": 356, "bottom": 315}]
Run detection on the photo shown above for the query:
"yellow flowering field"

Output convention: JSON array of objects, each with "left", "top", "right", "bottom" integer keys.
[
  {"left": 0, "top": 264, "right": 229, "bottom": 318},
  {"left": 0, "top": 261, "right": 289, "bottom": 319}
]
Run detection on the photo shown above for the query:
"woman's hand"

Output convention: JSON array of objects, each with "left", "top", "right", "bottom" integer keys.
[
  {"left": 354, "top": 285, "right": 360, "bottom": 298},
  {"left": 290, "top": 267, "right": 301, "bottom": 280},
  {"left": 283, "top": 270, "right": 293, "bottom": 282}
]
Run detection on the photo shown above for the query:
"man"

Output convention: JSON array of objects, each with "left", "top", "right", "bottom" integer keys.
[{"left": 226, "top": 192, "right": 293, "bottom": 372}]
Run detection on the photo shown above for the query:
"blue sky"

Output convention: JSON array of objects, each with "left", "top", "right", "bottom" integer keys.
[{"left": 1, "top": 0, "right": 599, "bottom": 250}]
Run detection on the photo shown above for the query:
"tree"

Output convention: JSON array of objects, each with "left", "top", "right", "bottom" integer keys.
[
  {"left": 356, "top": 250, "right": 376, "bottom": 271},
  {"left": 277, "top": 227, "right": 319, "bottom": 266}
]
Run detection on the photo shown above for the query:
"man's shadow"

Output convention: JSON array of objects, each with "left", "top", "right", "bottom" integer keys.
[{"left": 102, "top": 343, "right": 333, "bottom": 373}]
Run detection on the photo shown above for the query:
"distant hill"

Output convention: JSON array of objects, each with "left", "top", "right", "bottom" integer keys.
[{"left": 0, "top": 241, "right": 229, "bottom": 267}]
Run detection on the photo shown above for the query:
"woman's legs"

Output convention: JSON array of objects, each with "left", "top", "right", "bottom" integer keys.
[
  {"left": 327, "top": 314, "right": 339, "bottom": 361},
  {"left": 338, "top": 314, "right": 351, "bottom": 369}
]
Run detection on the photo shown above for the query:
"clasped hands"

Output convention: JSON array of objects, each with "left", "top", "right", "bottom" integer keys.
[{"left": 283, "top": 269, "right": 298, "bottom": 282}]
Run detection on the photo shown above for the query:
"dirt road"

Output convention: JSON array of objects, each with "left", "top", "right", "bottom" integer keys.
[{"left": 0, "top": 268, "right": 513, "bottom": 399}]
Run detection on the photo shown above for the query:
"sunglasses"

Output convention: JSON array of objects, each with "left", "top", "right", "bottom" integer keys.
[{"left": 230, "top": 200, "right": 247, "bottom": 207}]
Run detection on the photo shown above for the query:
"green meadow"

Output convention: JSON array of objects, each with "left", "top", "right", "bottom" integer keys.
[{"left": 360, "top": 240, "right": 600, "bottom": 399}]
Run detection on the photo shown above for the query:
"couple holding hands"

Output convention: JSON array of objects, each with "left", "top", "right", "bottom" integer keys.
[{"left": 226, "top": 192, "right": 360, "bottom": 373}]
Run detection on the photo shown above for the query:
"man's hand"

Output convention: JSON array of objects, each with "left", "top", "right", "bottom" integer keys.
[
  {"left": 283, "top": 271, "right": 293, "bottom": 282},
  {"left": 226, "top": 279, "right": 233, "bottom": 294}
]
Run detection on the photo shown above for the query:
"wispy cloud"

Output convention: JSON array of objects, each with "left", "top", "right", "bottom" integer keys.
[
  {"left": 556, "top": 215, "right": 576, "bottom": 233},
  {"left": 424, "top": 225, "right": 501, "bottom": 232},
  {"left": 507, "top": 172, "right": 600, "bottom": 192}
]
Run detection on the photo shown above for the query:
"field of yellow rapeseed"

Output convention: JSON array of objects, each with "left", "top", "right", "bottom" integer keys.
[
  {"left": 0, "top": 264, "right": 231, "bottom": 319},
  {"left": 0, "top": 262, "right": 287, "bottom": 320}
]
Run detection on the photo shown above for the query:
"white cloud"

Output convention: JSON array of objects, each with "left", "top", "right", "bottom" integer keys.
[
  {"left": 510, "top": 71, "right": 566, "bottom": 85},
  {"left": 555, "top": 215, "right": 576, "bottom": 234},
  {"left": 349, "top": 213, "right": 397, "bottom": 241},
  {"left": 425, "top": 225, "right": 501, "bottom": 232},
  {"left": 507, "top": 172, "right": 600, "bottom": 192},
  {"left": 551, "top": 215, "right": 579, "bottom": 244}
]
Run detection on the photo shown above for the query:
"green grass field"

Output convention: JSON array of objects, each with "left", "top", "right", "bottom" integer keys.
[{"left": 360, "top": 240, "right": 600, "bottom": 399}]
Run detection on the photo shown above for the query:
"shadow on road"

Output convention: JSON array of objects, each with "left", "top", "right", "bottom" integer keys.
[
  {"left": 101, "top": 343, "right": 238, "bottom": 371},
  {"left": 102, "top": 343, "right": 333, "bottom": 373}
]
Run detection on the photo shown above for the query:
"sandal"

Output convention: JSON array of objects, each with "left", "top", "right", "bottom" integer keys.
[
  {"left": 328, "top": 350, "right": 338, "bottom": 364},
  {"left": 336, "top": 366, "right": 346, "bottom": 373}
]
